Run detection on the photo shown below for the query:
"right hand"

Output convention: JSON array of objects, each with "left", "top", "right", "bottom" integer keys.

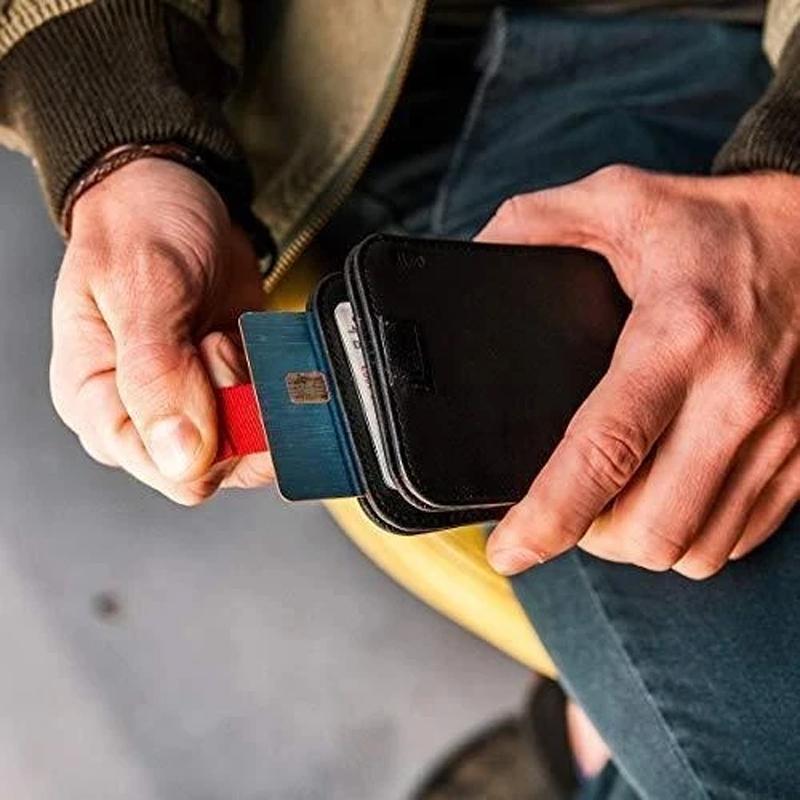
[{"left": 50, "top": 157, "right": 274, "bottom": 505}]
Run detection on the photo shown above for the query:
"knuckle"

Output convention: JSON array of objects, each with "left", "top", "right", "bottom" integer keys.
[
  {"left": 590, "top": 164, "right": 643, "bottom": 189},
  {"left": 647, "top": 291, "right": 725, "bottom": 369},
  {"left": 170, "top": 488, "right": 206, "bottom": 508},
  {"left": 568, "top": 420, "right": 647, "bottom": 496},
  {"left": 78, "top": 435, "right": 116, "bottom": 468},
  {"left": 626, "top": 522, "right": 688, "bottom": 571},
  {"left": 582, "top": 165, "right": 660, "bottom": 250},
  {"left": 49, "top": 381, "right": 71, "bottom": 427},
  {"left": 494, "top": 195, "right": 526, "bottom": 227},
  {"left": 671, "top": 289, "right": 726, "bottom": 356},
  {"left": 781, "top": 413, "right": 800, "bottom": 447},
  {"left": 49, "top": 367, "right": 78, "bottom": 431},
  {"left": 738, "top": 366, "right": 785, "bottom": 424},
  {"left": 171, "top": 478, "right": 218, "bottom": 507},
  {"left": 587, "top": 165, "right": 647, "bottom": 210}
]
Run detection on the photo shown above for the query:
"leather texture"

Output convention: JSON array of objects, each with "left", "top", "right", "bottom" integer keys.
[
  {"left": 345, "top": 234, "right": 630, "bottom": 514},
  {"left": 312, "top": 273, "right": 489, "bottom": 532}
]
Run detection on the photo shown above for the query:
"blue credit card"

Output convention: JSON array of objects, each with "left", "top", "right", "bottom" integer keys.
[{"left": 240, "top": 311, "right": 362, "bottom": 500}]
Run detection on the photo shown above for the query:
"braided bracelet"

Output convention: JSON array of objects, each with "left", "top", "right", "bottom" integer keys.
[{"left": 60, "top": 143, "right": 275, "bottom": 267}]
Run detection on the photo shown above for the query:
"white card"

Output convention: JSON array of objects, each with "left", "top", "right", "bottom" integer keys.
[{"left": 334, "top": 302, "right": 397, "bottom": 490}]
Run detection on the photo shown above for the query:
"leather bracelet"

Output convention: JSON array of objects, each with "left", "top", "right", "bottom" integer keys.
[{"left": 60, "top": 143, "right": 276, "bottom": 268}]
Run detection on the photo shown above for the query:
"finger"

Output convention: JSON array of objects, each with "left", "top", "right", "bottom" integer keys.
[
  {"left": 50, "top": 282, "right": 121, "bottom": 469},
  {"left": 222, "top": 225, "right": 268, "bottom": 316},
  {"left": 50, "top": 273, "right": 115, "bottom": 433},
  {"left": 71, "top": 366, "right": 217, "bottom": 504},
  {"left": 118, "top": 338, "right": 216, "bottom": 482},
  {"left": 78, "top": 329, "right": 269, "bottom": 502},
  {"left": 51, "top": 277, "right": 220, "bottom": 501},
  {"left": 730, "top": 446, "right": 800, "bottom": 560},
  {"left": 671, "top": 414, "right": 798, "bottom": 579},
  {"left": 486, "top": 311, "right": 688, "bottom": 575},
  {"left": 580, "top": 376, "right": 757, "bottom": 574},
  {"left": 77, "top": 433, "right": 119, "bottom": 468},
  {"left": 219, "top": 453, "right": 275, "bottom": 489},
  {"left": 578, "top": 455, "right": 654, "bottom": 563},
  {"left": 475, "top": 165, "right": 653, "bottom": 292},
  {"left": 476, "top": 187, "right": 602, "bottom": 248},
  {"left": 198, "top": 331, "right": 275, "bottom": 489},
  {"left": 95, "top": 287, "right": 218, "bottom": 484},
  {"left": 199, "top": 330, "right": 249, "bottom": 387}
]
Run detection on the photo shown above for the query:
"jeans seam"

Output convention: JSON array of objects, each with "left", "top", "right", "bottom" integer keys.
[
  {"left": 430, "top": 7, "right": 507, "bottom": 235},
  {"left": 572, "top": 554, "right": 711, "bottom": 800}
]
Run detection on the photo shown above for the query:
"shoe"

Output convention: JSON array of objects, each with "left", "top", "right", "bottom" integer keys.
[{"left": 411, "top": 678, "right": 577, "bottom": 799}]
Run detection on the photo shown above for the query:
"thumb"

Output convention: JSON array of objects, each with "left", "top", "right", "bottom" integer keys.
[
  {"left": 115, "top": 333, "right": 218, "bottom": 481},
  {"left": 476, "top": 188, "right": 598, "bottom": 248},
  {"left": 96, "top": 269, "right": 219, "bottom": 481},
  {"left": 475, "top": 165, "right": 647, "bottom": 293}
]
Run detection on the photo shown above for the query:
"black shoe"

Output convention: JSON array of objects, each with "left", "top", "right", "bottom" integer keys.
[{"left": 411, "top": 678, "right": 578, "bottom": 800}]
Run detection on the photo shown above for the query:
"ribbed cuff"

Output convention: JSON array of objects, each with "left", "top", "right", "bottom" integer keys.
[
  {"left": 714, "top": 23, "right": 800, "bottom": 175},
  {"left": 0, "top": 0, "right": 253, "bottom": 223}
]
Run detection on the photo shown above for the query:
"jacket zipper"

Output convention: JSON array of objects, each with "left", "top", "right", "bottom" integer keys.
[{"left": 263, "top": 0, "right": 428, "bottom": 293}]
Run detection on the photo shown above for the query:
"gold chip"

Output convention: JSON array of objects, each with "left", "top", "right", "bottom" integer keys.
[{"left": 285, "top": 371, "right": 330, "bottom": 404}]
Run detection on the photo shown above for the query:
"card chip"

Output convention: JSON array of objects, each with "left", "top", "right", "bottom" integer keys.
[{"left": 285, "top": 371, "right": 330, "bottom": 404}]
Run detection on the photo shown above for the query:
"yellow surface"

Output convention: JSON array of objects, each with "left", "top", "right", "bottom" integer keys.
[
  {"left": 263, "top": 254, "right": 557, "bottom": 678},
  {"left": 326, "top": 498, "right": 556, "bottom": 677}
]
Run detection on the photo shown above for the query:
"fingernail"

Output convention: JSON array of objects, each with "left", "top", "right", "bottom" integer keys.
[
  {"left": 148, "top": 415, "right": 202, "bottom": 479},
  {"left": 488, "top": 547, "right": 548, "bottom": 576}
]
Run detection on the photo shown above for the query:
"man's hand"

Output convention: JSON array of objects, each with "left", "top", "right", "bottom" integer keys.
[
  {"left": 478, "top": 166, "right": 800, "bottom": 579},
  {"left": 51, "top": 158, "right": 273, "bottom": 505}
]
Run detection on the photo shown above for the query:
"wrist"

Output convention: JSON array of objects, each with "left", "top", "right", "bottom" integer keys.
[
  {"left": 63, "top": 144, "right": 206, "bottom": 235},
  {"left": 64, "top": 143, "right": 275, "bottom": 264}
]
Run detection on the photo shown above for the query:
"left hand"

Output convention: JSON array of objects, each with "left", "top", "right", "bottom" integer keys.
[
  {"left": 477, "top": 165, "right": 800, "bottom": 580},
  {"left": 50, "top": 158, "right": 273, "bottom": 505}
]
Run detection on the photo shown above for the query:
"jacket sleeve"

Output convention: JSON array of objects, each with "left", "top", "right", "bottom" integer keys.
[
  {"left": 0, "top": 0, "right": 251, "bottom": 225},
  {"left": 714, "top": 0, "right": 800, "bottom": 174}
]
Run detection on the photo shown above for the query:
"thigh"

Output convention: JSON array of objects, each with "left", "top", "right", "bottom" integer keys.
[
  {"left": 431, "top": 10, "right": 770, "bottom": 237},
  {"left": 514, "top": 511, "right": 800, "bottom": 800}
]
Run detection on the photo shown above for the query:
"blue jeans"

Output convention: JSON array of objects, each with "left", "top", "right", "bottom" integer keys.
[{"left": 348, "top": 9, "right": 798, "bottom": 799}]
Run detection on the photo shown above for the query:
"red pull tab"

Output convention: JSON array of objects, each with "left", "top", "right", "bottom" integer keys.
[{"left": 215, "top": 384, "right": 268, "bottom": 461}]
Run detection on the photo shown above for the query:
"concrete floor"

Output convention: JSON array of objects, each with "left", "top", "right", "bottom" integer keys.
[{"left": 0, "top": 150, "right": 530, "bottom": 800}]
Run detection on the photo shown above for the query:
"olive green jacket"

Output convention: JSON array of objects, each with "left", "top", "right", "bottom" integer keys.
[{"left": 0, "top": 1, "right": 798, "bottom": 289}]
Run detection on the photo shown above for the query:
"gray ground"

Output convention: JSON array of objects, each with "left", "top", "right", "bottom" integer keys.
[{"left": 0, "top": 150, "right": 529, "bottom": 800}]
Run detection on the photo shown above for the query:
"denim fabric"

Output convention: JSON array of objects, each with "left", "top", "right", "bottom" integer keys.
[
  {"left": 347, "top": 10, "right": 792, "bottom": 798},
  {"left": 514, "top": 510, "right": 800, "bottom": 800},
  {"left": 431, "top": 9, "right": 771, "bottom": 237}
]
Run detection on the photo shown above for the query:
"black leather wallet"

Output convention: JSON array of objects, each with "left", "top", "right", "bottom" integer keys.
[{"left": 241, "top": 234, "right": 629, "bottom": 534}]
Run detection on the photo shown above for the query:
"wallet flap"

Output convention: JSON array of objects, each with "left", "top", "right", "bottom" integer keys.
[{"left": 346, "top": 235, "right": 629, "bottom": 509}]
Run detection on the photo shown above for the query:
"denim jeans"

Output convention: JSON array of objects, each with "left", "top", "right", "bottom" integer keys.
[{"left": 343, "top": 9, "right": 798, "bottom": 799}]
